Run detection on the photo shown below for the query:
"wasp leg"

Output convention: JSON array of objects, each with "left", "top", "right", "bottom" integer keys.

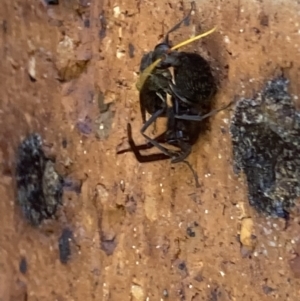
[
  {"left": 182, "top": 160, "right": 200, "bottom": 188},
  {"left": 168, "top": 81, "right": 196, "bottom": 107},
  {"left": 124, "top": 123, "right": 174, "bottom": 162},
  {"left": 140, "top": 95, "right": 180, "bottom": 159}
]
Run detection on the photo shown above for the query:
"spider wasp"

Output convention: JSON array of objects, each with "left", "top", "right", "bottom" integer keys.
[{"left": 117, "top": 2, "right": 232, "bottom": 186}]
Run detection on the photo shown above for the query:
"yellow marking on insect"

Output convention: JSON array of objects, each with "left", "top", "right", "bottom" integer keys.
[{"left": 136, "top": 26, "right": 217, "bottom": 92}]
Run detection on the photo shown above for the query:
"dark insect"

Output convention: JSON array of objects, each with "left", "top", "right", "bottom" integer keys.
[
  {"left": 16, "top": 133, "right": 63, "bottom": 226},
  {"left": 230, "top": 76, "right": 300, "bottom": 219},
  {"left": 58, "top": 228, "right": 73, "bottom": 264},
  {"left": 138, "top": 2, "right": 199, "bottom": 124},
  {"left": 117, "top": 4, "right": 231, "bottom": 185}
]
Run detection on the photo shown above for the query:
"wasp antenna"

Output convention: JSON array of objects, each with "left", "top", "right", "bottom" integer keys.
[
  {"left": 136, "top": 58, "right": 161, "bottom": 91},
  {"left": 162, "top": 1, "right": 196, "bottom": 44},
  {"left": 171, "top": 26, "right": 217, "bottom": 51}
]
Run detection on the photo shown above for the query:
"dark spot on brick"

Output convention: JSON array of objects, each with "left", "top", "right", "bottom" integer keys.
[
  {"left": 230, "top": 77, "right": 300, "bottom": 218},
  {"left": 2, "top": 20, "right": 7, "bottom": 33},
  {"left": 76, "top": 116, "right": 93, "bottom": 135},
  {"left": 58, "top": 228, "right": 73, "bottom": 264},
  {"left": 194, "top": 273, "right": 204, "bottom": 282},
  {"left": 84, "top": 19, "right": 90, "bottom": 28},
  {"left": 101, "top": 235, "right": 117, "bottom": 256},
  {"left": 63, "top": 178, "right": 82, "bottom": 194},
  {"left": 252, "top": 27, "right": 261, "bottom": 34},
  {"left": 46, "top": 0, "right": 59, "bottom": 4},
  {"left": 16, "top": 133, "right": 63, "bottom": 226},
  {"left": 128, "top": 43, "right": 135, "bottom": 58},
  {"left": 209, "top": 286, "right": 222, "bottom": 301},
  {"left": 289, "top": 255, "right": 300, "bottom": 278},
  {"left": 262, "top": 285, "right": 275, "bottom": 295},
  {"left": 99, "top": 11, "right": 106, "bottom": 40},
  {"left": 178, "top": 261, "right": 186, "bottom": 270},
  {"left": 62, "top": 138, "right": 67, "bottom": 148},
  {"left": 259, "top": 13, "right": 269, "bottom": 26},
  {"left": 186, "top": 227, "right": 196, "bottom": 237},
  {"left": 19, "top": 257, "right": 27, "bottom": 274}
]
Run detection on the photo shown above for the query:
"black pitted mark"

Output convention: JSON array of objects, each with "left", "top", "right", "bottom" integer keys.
[
  {"left": 19, "top": 257, "right": 27, "bottom": 274},
  {"left": 99, "top": 11, "right": 107, "bottom": 40},
  {"left": 178, "top": 261, "right": 187, "bottom": 271},
  {"left": 230, "top": 77, "right": 300, "bottom": 218},
  {"left": 128, "top": 43, "right": 135, "bottom": 58},
  {"left": 16, "top": 133, "right": 63, "bottom": 226},
  {"left": 58, "top": 228, "right": 73, "bottom": 264}
]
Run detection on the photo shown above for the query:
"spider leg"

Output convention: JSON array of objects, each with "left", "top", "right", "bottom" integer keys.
[
  {"left": 140, "top": 102, "right": 166, "bottom": 133},
  {"left": 182, "top": 160, "right": 200, "bottom": 188},
  {"left": 124, "top": 123, "right": 173, "bottom": 162},
  {"left": 170, "top": 141, "right": 192, "bottom": 163},
  {"left": 169, "top": 140, "right": 200, "bottom": 188},
  {"left": 117, "top": 131, "right": 166, "bottom": 154},
  {"left": 141, "top": 131, "right": 178, "bottom": 158},
  {"left": 174, "top": 101, "right": 234, "bottom": 121},
  {"left": 118, "top": 92, "right": 170, "bottom": 157},
  {"left": 140, "top": 93, "right": 179, "bottom": 159},
  {"left": 169, "top": 82, "right": 196, "bottom": 107}
]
